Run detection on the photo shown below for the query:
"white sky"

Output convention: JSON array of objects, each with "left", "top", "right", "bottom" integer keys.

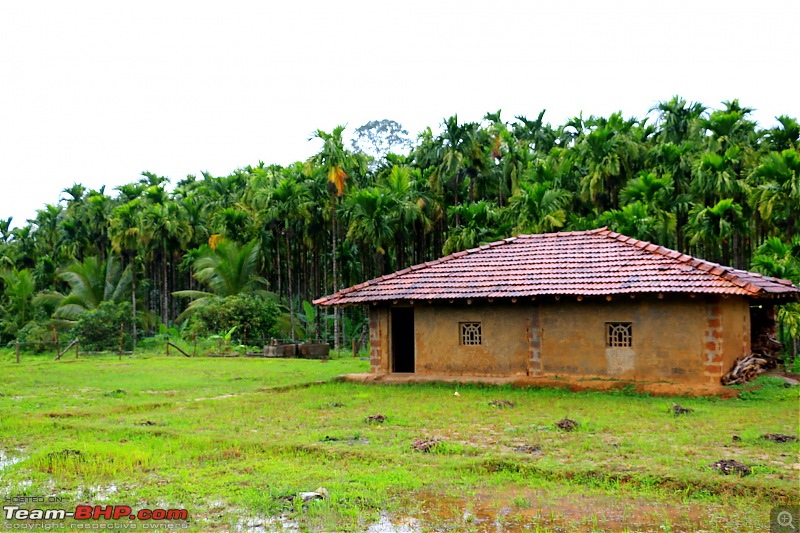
[{"left": 1, "top": 0, "right": 798, "bottom": 228}]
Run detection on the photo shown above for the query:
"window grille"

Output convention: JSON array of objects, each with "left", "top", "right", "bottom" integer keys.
[
  {"left": 606, "top": 322, "right": 632, "bottom": 348},
  {"left": 460, "top": 322, "right": 482, "bottom": 346}
]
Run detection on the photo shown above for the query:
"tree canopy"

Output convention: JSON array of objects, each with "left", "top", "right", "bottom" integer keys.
[{"left": 0, "top": 101, "right": 798, "bottom": 352}]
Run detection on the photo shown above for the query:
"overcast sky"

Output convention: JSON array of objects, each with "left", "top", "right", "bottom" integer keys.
[{"left": 1, "top": 0, "right": 797, "bottom": 228}]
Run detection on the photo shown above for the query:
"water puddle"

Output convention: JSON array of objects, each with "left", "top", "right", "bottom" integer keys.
[
  {"left": 364, "top": 488, "right": 721, "bottom": 532},
  {"left": 0, "top": 449, "right": 24, "bottom": 472},
  {"left": 234, "top": 514, "right": 300, "bottom": 532},
  {"left": 81, "top": 483, "right": 119, "bottom": 501},
  {"left": 365, "top": 513, "right": 420, "bottom": 532}
]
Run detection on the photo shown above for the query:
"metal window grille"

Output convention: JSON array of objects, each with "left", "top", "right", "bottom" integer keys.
[
  {"left": 460, "top": 322, "right": 482, "bottom": 346},
  {"left": 606, "top": 322, "right": 632, "bottom": 347}
]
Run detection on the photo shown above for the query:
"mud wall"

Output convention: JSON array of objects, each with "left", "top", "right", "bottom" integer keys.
[{"left": 369, "top": 295, "right": 751, "bottom": 385}]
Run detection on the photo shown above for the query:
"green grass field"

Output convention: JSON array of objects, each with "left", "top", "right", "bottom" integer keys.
[{"left": 1, "top": 349, "right": 798, "bottom": 532}]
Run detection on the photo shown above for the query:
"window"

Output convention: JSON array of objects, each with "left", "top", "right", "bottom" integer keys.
[
  {"left": 460, "top": 322, "right": 482, "bottom": 346},
  {"left": 606, "top": 322, "right": 632, "bottom": 348}
]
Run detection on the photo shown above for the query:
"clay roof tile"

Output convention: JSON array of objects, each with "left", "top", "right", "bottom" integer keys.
[{"left": 314, "top": 228, "right": 800, "bottom": 305}]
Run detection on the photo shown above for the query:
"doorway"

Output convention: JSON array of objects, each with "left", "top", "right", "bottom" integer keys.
[{"left": 391, "top": 307, "right": 415, "bottom": 373}]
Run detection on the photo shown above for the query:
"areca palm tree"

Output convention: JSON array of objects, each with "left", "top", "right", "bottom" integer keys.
[
  {"left": 506, "top": 181, "right": 572, "bottom": 234},
  {"left": 1, "top": 267, "right": 35, "bottom": 332},
  {"left": 382, "top": 165, "right": 431, "bottom": 270},
  {"left": 443, "top": 201, "right": 507, "bottom": 255},
  {"left": 692, "top": 148, "right": 745, "bottom": 204},
  {"left": 650, "top": 96, "right": 705, "bottom": 145},
  {"left": 142, "top": 202, "right": 193, "bottom": 325},
  {"left": 577, "top": 113, "right": 642, "bottom": 212},
  {"left": 264, "top": 174, "right": 311, "bottom": 340},
  {"left": 687, "top": 198, "right": 746, "bottom": 264},
  {"left": 306, "top": 125, "right": 366, "bottom": 349},
  {"left": 110, "top": 200, "right": 144, "bottom": 348},
  {"left": 751, "top": 237, "right": 800, "bottom": 357},
  {"left": 748, "top": 149, "right": 800, "bottom": 239},
  {"left": 600, "top": 201, "right": 673, "bottom": 244},
  {"left": 344, "top": 187, "right": 395, "bottom": 274}
]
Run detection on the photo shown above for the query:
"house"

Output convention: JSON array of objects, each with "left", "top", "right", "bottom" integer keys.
[{"left": 313, "top": 228, "right": 799, "bottom": 387}]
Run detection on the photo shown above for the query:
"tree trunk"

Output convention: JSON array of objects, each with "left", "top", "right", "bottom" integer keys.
[
  {"left": 161, "top": 243, "right": 168, "bottom": 325},
  {"left": 285, "top": 228, "right": 295, "bottom": 342},
  {"left": 332, "top": 194, "right": 339, "bottom": 351},
  {"left": 131, "top": 254, "right": 137, "bottom": 350},
  {"left": 276, "top": 232, "right": 282, "bottom": 300}
]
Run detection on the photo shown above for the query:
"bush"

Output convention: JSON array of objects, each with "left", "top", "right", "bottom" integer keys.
[
  {"left": 73, "top": 302, "right": 135, "bottom": 352},
  {"left": 16, "top": 321, "right": 69, "bottom": 353},
  {"left": 189, "top": 294, "right": 280, "bottom": 345}
]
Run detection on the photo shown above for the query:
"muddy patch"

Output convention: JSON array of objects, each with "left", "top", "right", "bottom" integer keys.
[
  {"left": 555, "top": 418, "right": 578, "bottom": 431},
  {"left": 761, "top": 433, "right": 797, "bottom": 443},
  {"left": 710, "top": 459, "right": 751, "bottom": 476},
  {"left": 488, "top": 400, "right": 515, "bottom": 409},
  {"left": 321, "top": 435, "right": 370, "bottom": 445}
]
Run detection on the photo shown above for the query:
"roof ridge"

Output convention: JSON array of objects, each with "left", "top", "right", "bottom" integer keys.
[{"left": 595, "top": 228, "right": 770, "bottom": 296}]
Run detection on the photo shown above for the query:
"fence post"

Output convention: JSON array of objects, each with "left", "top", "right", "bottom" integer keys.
[
  {"left": 166, "top": 342, "right": 170, "bottom": 357},
  {"left": 75, "top": 341, "right": 79, "bottom": 359},
  {"left": 15, "top": 341, "right": 20, "bottom": 363},
  {"left": 51, "top": 324, "right": 60, "bottom": 356},
  {"left": 192, "top": 332, "right": 197, "bottom": 357},
  {"left": 118, "top": 323, "right": 124, "bottom": 360}
]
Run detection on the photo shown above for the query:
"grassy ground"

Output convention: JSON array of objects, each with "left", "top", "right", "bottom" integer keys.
[{"left": 0, "top": 349, "right": 798, "bottom": 532}]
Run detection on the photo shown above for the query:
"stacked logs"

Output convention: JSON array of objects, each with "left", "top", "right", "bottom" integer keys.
[
  {"left": 721, "top": 305, "right": 783, "bottom": 386},
  {"left": 721, "top": 352, "right": 778, "bottom": 385}
]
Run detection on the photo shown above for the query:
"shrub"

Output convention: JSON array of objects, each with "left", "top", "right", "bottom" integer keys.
[
  {"left": 73, "top": 301, "right": 134, "bottom": 352},
  {"left": 189, "top": 294, "right": 280, "bottom": 345},
  {"left": 16, "top": 321, "right": 63, "bottom": 353}
]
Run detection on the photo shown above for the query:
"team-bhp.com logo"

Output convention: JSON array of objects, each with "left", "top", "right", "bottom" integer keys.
[{"left": 4, "top": 504, "right": 188, "bottom": 525}]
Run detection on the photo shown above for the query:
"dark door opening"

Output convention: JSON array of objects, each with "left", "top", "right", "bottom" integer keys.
[{"left": 391, "top": 307, "right": 415, "bottom": 373}]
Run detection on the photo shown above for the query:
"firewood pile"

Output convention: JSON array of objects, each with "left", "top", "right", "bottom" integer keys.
[
  {"left": 721, "top": 311, "right": 783, "bottom": 385},
  {"left": 721, "top": 352, "right": 778, "bottom": 385}
]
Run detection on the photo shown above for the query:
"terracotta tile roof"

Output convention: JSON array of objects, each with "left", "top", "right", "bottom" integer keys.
[{"left": 313, "top": 228, "right": 800, "bottom": 305}]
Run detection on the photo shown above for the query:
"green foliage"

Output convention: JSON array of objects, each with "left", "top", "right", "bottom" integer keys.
[
  {"left": 36, "top": 256, "right": 132, "bottom": 321},
  {"left": 73, "top": 301, "right": 134, "bottom": 351},
  {"left": 189, "top": 294, "right": 280, "bottom": 344},
  {"left": 16, "top": 321, "right": 63, "bottom": 353},
  {"left": 0, "top": 102, "right": 798, "bottom": 350}
]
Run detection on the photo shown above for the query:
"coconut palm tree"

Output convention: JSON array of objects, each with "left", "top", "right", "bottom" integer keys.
[
  {"left": 37, "top": 256, "right": 132, "bottom": 321},
  {"left": 173, "top": 238, "right": 269, "bottom": 320}
]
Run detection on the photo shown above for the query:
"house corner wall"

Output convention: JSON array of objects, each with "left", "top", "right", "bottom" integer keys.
[
  {"left": 369, "top": 306, "right": 389, "bottom": 374},
  {"left": 704, "top": 297, "right": 750, "bottom": 384}
]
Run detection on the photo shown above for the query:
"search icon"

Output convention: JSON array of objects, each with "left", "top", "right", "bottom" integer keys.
[{"left": 778, "top": 510, "right": 796, "bottom": 530}]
